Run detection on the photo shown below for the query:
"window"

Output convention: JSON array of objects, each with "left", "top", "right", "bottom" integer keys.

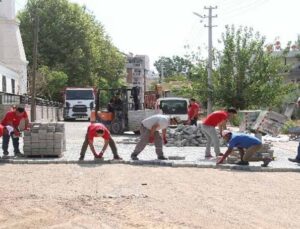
[
  {"left": 11, "top": 79, "right": 15, "bottom": 94},
  {"left": 2, "top": 75, "right": 6, "bottom": 92}
]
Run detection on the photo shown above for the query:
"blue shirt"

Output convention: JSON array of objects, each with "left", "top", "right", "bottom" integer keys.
[{"left": 228, "top": 133, "right": 261, "bottom": 149}]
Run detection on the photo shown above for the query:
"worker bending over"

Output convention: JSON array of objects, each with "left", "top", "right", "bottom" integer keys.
[
  {"left": 79, "top": 123, "right": 122, "bottom": 160},
  {"left": 131, "top": 114, "right": 176, "bottom": 160}
]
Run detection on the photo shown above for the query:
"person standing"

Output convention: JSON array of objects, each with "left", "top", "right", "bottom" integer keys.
[
  {"left": 79, "top": 123, "right": 122, "bottom": 160},
  {"left": 288, "top": 97, "right": 300, "bottom": 163},
  {"left": 131, "top": 114, "right": 171, "bottom": 160},
  {"left": 1, "top": 105, "right": 29, "bottom": 157},
  {"left": 217, "top": 130, "right": 272, "bottom": 167},
  {"left": 201, "top": 108, "right": 237, "bottom": 158},
  {"left": 188, "top": 98, "right": 200, "bottom": 126}
]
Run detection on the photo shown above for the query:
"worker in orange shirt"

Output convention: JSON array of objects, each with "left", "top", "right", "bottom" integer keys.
[{"left": 188, "top": 98, "right": 200, "bottom": 126}]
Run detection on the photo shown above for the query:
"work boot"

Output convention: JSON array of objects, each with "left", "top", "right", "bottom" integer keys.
[
  {"left": 288, "top": 158, "right": 300, "bottom": 163},
  {"left": 113, "top": 155, "right": 123, "bottom": 160},
  {"left": 14, "top": 151, "right": 24, "bottom": 158},
  {"left": 157, "top": 155, "right": 168, "bottom": 160},
  {"left": 3, "top": 151, "right": 9, "bottom": 156},
  {"left": 131, "top": 153, "right": 139, "bottom": 160},
  {"left": 261, "top": 157, "right": 272, "bottom": 167},
  {"left": 236, "top": 160, "right": 249, "bottom": 166},
  {"left": 79, "top": 156, "right": 84, "bottom": 161}
]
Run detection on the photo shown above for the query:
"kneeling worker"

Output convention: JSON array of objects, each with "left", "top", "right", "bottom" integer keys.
[
  {"left": 217, "top": 130, "right": 272, "bottom": 167},
  {"left": 79, "top": 123, "right": 122, "bottom": 160},
  {"left": 131, "top": 114, "right": 174, "bottom": 160}
]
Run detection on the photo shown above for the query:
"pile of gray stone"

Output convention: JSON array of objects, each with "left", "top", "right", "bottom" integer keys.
[
  {"left": 166, "top": 125, "right": 209, "bottom": 147},
  {"left": 23, "top": 123, "right": 66, "bottom": 157}
]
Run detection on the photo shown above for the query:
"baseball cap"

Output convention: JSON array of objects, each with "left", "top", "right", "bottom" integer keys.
[{"left": 222, "top": 130, "right": 232, "bottom": 137}]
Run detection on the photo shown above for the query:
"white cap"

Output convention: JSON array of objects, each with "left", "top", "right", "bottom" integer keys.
[
  {"left": 297, "top": 97, "right": 300, "bottom": 103},
  {"left": 222, "top": 130, "right": 232, "bottom": 137}
]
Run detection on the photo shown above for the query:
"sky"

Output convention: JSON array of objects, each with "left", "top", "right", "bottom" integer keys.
[{"left": 15, "top": 0, "right": 300, "bottom": 71}]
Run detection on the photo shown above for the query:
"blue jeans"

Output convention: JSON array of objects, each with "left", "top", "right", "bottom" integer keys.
[
  {"left": 2, "top": 133, "right": 20, "bottom": 154},
  {"left": 296, "top": 141, "right": 300, "bottom": 160}
]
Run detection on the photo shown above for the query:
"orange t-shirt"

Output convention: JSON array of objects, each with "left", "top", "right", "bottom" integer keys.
[
  {"left": 202, "top": 111, "right": 228, "bottom": 127},
  {"left": 87, "top": 123, "right": 110, "bottom": 143},
  {"left": 1, "top": 111, "right": 28, "bottom": 128}
]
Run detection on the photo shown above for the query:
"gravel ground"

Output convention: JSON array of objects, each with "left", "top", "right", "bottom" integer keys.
[{"left": 0, "top": 164, "right": 299, "bottom": 229}]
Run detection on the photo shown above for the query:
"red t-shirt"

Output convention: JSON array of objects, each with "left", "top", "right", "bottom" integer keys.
[
  {"left": 1, "top": 111, "right": 28, "bottom": 128},
  {"left": 188, "top": 103, "right": 200, "bottom": 119},
  {"left": 202, "top": 111, "right": 228, "bottom": 127},
  {"left": 87, "top": 123, "right": 110, "bottom": 143}
]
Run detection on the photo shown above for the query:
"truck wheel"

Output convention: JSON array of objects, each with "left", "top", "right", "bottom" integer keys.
[
  {"left": 133, "top": 130, "right": 140, "bottom": 135},
  {"left": 111, "top": 121, "right": 123, "bottom": 134}
]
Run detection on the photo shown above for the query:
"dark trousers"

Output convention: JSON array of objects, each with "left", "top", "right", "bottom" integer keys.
[
  {"left": 2, "top": 133, "right": 20, "bottom": 154},
  {"left": 190, "top": 118, "right": 197, "bottom": 126},
  {"left": 80, "top": 134, "right": 119, "bottom": 158}
]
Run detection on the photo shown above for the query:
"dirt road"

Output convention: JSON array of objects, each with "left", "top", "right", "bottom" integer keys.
[{"left": 0, "top": 164, "right": 299, "bottom": 228}]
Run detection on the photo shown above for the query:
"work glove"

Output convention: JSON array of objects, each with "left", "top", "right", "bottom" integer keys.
[
  {"left": 149, "top": 136, "right": 154, "bottom": 143},
  {"left": 163, "top": 136, "right": 168, "bottom": 144},
  {"left": 216, "top": 156, "right": 225, "bottom": 165},
  {"left": 95, "top": 151, "right": 104, "bottom": 159}
]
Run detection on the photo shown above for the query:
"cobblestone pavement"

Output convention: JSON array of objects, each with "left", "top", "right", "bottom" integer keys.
[{"left": 1, "top": 121, "right": 299, "bottom": 172}]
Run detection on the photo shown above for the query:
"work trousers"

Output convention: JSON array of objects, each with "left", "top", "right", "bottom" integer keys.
[
  {"left": 2, "top": 133, "right": 20, "bottom": 154},
  {"left": 242, "top": 144, "right": 263, "bottom": 161},
  {"left": 190, "top": 118, "right": 197, "bottom": 126},
  {"left": 296, "top": 141, "right": 300, "bottom": 160},
  {"left": 132, "top": 124, "right": 163, "bottom": 157},
  {"left": 80, "top": 134, "right": 118, "bottom": 158},
  {"left": 201, "top": 124, "right": 221, "bottom": 157}
]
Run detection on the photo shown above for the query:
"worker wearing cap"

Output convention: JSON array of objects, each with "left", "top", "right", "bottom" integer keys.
[
  {"left": 288, "top": 97, "right": 300, "bottom": 163},
  {"left": 1, "top": 105, "right": 29, "bottom": 157},
  {"left": 201, "top": 108, "right": 237, "bottom": 158},
  {"left": 217, "top": 130, "right": 272, "bottom": 167},
  {"left": 79, "top": 123, "right": 122, "bottom": 160},
  {"left": 131, "top": 114, "right": 172, "bottom": 160}
]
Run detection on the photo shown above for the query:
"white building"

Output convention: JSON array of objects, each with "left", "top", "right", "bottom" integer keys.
[{"left": 0, "top": 0, "right": 28, "bottom": 94}]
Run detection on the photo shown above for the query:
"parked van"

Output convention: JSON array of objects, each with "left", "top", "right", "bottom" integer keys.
[{"left": 155, "top": 97, "right": 189, "bottom": 122}]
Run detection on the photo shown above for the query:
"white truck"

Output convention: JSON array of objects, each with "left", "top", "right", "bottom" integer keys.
[{"left": 63, "top": 87, "right": 95, "bottom": 121}]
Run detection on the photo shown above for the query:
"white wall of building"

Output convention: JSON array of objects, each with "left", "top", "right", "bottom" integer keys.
[
  {"left": 0, "top": 0, "right": 28, "bottom": 94},
  {"left": 0, "top": 62, "right": 19, "bottom": 94}
]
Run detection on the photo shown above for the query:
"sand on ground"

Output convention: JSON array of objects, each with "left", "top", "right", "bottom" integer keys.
[{"left": 0, "top": 164, "right": 299, "bottom": 229}]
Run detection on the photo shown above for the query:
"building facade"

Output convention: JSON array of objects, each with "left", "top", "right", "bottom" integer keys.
[
  {"left": 0, "top": 0, "right": 28, "bottom": 94},
  {"left": 125, "top": 54, "right": 150, "bottom": 107}
]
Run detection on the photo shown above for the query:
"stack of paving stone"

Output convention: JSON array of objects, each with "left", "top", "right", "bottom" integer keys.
[
  {"left": 239, "top": 110, "right": 261, "bottom": 132},
  {"left": 23, "top": 123, "right": 66, "bottom": 157},
  {"left": 251, "top": 110, "right": 288, "bottom": 136},
  {"left": 165, "top": 125, "right": 208, "bottom": 147},
  {"left": 227, "top": 142, "right": 274, "bottom": 164}
]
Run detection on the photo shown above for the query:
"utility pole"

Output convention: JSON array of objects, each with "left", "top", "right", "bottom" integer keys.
[
  {"left": 31, "top": 13, "right": 39, "bottom": 122},
  {"left": 160, "top": 65, "right": 164, "bottom": 83},
  {"left": 193, "top": 6, "right": 217, "bottom": 114}
]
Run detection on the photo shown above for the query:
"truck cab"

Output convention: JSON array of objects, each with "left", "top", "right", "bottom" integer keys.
[
  {"left": 63, "top": 87, "right": 95, "bottom": 120},
  {"left": 155, "top": 97, "right": 189, "bottom": 122}
]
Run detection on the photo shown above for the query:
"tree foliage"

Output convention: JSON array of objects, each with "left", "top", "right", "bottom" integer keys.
[
  {"left": 214, "top": 25, "right": 294, "bottom": 109},
  {"left": 154, "top": 56, "right": 193, "bottom": 79},
  {"left": 18, "top": 0, "right": 125, "bottom": 96}
]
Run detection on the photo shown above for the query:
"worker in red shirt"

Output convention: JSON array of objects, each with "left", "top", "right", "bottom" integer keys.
[
  {"left": 188, "top": 98, "right": 200, "bottom": 126},
  {"left": 79, "top": 123, "right": 122, "bottom": 160},
  {"left": 201, "top": 108, "right": 237, "bottom": 158},
  {"left": 1, "top": 105, "right": 29, "bottom": 157}
]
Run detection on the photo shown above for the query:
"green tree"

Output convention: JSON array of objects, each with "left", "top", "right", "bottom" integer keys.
[
  {"left": 154, "top": 56, "right": 193, "bottom": 79},
  {"left": 214, "top": 25, "right": 294, "bottom": 109},
  {"left": 18, "top": 0, "right": 125, "bottom": 92},
  {"left": 34, "top": 66, "right": 68, "bottom": 101}
]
